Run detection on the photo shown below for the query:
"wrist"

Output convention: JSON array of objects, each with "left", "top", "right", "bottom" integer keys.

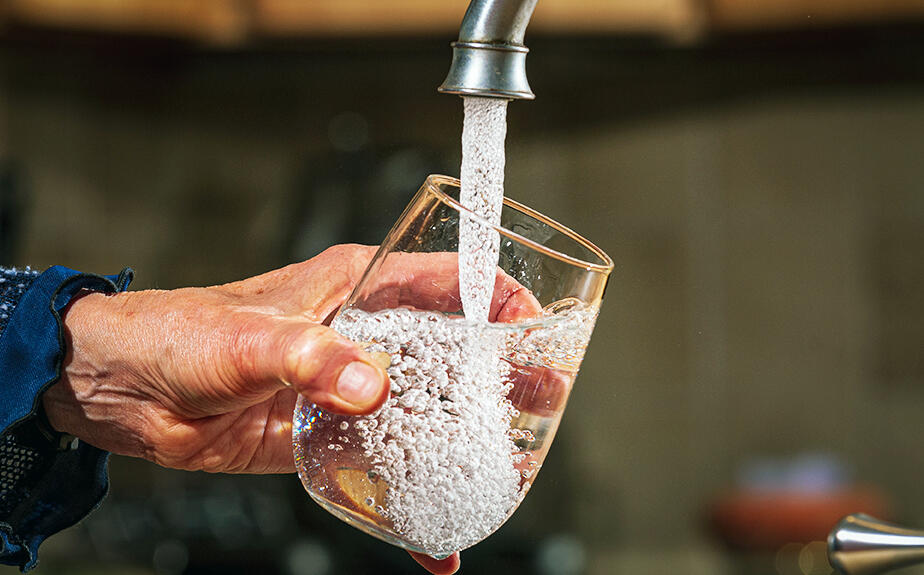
[
  {"left": 43, "top": 290, "right": 121, "bottom": 437},
  {"left": 0, "top": 265, "right": 133, "bottom": 448}
]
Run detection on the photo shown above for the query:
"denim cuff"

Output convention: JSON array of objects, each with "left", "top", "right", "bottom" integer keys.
[{"left": 0, "top": 266, "right": 133, "bottom": 571}]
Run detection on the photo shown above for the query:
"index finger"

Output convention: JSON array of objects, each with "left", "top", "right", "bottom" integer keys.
[{"left": 354, "top": 251, "right": 541, "bottom": 323}]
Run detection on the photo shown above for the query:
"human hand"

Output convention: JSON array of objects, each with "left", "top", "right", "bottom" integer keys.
[
  {"left": 44, "top": 244, "right": 390, "bottom": 473},
  {"left": 42, "top": 244, "right": 539, "bottom": 574}
]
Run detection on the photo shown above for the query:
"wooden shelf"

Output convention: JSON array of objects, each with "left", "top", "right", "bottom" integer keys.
[
  {"left": 3, "top": 0, "right": 248, "bottom": 42},
  {"left": 1, "top": 0, "right": 921, "bottom": 42},
  {"left": 253, "top": 0, "right": 702, "bottom": 37},
  {"left": 710, "top": 0, "right": 924, "bottom": 29}
]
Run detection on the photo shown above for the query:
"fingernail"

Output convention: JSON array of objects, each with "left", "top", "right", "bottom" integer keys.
[{"left": 336, "top": 361, "right": 382, "bottom": 406}]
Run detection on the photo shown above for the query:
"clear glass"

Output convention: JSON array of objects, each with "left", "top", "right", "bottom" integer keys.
[{"left": 293, "top": 175, "right": 613, "bottom": 558}]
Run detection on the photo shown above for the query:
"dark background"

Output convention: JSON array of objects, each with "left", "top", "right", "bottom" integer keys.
[{"left": 1, "top": 2, "right": 923, "bottom": 574}]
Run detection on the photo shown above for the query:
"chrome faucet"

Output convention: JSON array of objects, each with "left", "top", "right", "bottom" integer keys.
[
  {"left": 438, "top": 0, "right": 538, "bottom": 100},
  {"left": 829, "top": 514, "right": 924, "bottom": 575}
]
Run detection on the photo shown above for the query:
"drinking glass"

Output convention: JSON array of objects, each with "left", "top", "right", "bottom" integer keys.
[{"left": 293, "top": 175, "right": 613, "bottom": 558}]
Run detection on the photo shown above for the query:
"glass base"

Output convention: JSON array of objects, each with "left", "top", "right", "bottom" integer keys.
[{"left": 306, "top": 490, "right": 456, "bottom": 558}]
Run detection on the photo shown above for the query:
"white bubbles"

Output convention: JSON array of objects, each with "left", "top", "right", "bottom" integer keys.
[
  {"left": 332, "top": 308, "right": 520, "bottom": 556},
  {"left": 459, "top": 97, "right": 508, "bottom": 323}
]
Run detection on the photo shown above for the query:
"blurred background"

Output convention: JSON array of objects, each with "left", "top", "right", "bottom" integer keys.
[{"left": 2, "top": 0, "right": 924, "bottom": 574}]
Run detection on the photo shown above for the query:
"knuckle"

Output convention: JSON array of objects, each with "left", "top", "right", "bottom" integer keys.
[
  {"left": 226, "top": 315, "right": 271, "bottom": 383},
  {"left": 286, "top": 325, "right": 340, "bottom": 381},
  {"left": 318, "top": 244, "right": 354, "bottom": 262},
  {"left": 321, "top": 244, "right": 375, "bottom": 275}
]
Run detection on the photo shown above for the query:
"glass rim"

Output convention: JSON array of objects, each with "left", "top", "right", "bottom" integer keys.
[{"left": 424, "top": 174, "right": 615, "bottom": 274}]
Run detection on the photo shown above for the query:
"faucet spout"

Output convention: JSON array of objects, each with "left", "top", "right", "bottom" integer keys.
[
  {"left": 829, "top": 514, "right": 924, "bottom": 575},
  {"left": 438, "top": 0, "right": 538, "bottom": 100}
]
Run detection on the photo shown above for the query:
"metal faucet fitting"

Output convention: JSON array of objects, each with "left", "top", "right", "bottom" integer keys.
[
  {"left": 438, "top": 0, "right": 538, "bottom": 100},
  {"left": 829, "top": 514, "right": 924, "bottom": 575}
]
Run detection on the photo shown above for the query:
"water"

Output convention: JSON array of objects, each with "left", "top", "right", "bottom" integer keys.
[
  {"left": 293, "top": 301, "right": 598, "bottom": 557},
  {"left": 294, "top": 95, "right": 560, "bottom": 557},
  {"left": 459, "top": 97, "right": 508, "bottom": 323}
]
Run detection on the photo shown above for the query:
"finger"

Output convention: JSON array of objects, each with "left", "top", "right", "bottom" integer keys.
[
  {"left": 357, "top": 252, "right": 461, "bottom": 314},
  {"left": 408, "top": 551, "right": 461, "bottom": 575},
  {"left": 507, "top": 364, "right": 572, "bottom": 417},
  {"left": 239, "top": 318, "right": 389, "bottom": 415},
  {"left": 154, "top": 389, "right": 302, "bottom": 474},
  {"left": 358, "top": 252, "right": 542, "bottom": 322},
  {"left": 491, "top": 275, "right": 542, "bottom": 323}
]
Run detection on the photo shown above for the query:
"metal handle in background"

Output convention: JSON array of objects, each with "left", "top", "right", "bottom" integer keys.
[{"left": 829, "top": 514, "right": 924, "bottom": 575}]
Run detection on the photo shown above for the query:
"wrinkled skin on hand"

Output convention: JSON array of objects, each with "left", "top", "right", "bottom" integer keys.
[{"left": 43, "top": 244, "right": 546, "bottom": 575}]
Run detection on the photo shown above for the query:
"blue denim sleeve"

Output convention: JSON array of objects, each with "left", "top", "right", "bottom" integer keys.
[{"left": 0, "top": 266, "right": 133, "bottom": 572}]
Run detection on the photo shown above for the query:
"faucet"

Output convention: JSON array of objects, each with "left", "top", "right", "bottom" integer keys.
[
  {"left": 829, "top": 514, "right": 924, "bottom": 575},
  {"left": 438, "top": 0, "right": 538, "bottom": 100}
]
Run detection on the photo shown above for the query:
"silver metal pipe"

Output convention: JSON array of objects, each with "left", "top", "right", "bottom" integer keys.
[
  {"left": 438, "top": 0, "right": 539, "bottom": 100},
  {"left": 829, "top": 514, "right": 924, "bottom": 575}
]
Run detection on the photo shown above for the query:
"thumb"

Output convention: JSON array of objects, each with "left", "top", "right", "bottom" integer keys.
[{"left": 243, "top": 319, "right": 389, "bottom": 415}]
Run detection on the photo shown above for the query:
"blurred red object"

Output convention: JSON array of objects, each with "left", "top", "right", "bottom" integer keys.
[{"left": 708, "top": 487, "right": 890, "bottom": 550}]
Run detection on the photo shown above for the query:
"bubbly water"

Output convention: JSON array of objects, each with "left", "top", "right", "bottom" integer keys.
[
  {"left": 294, "top": 95, "right": 588, "bottom": 556},
  {"left": 293, "top": 302, "right": 599, "bottom": 557},
  {"left": 459, "top": 97, "right": 508, "bottom": 323}
]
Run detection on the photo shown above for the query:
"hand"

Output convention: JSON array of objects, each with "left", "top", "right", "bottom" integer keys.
[
  {"left": 43, "top": 244, "right": 539, "bottom": 575},
  {"left": 44, "top": 244, "right": 389, "bottom": 474}
]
